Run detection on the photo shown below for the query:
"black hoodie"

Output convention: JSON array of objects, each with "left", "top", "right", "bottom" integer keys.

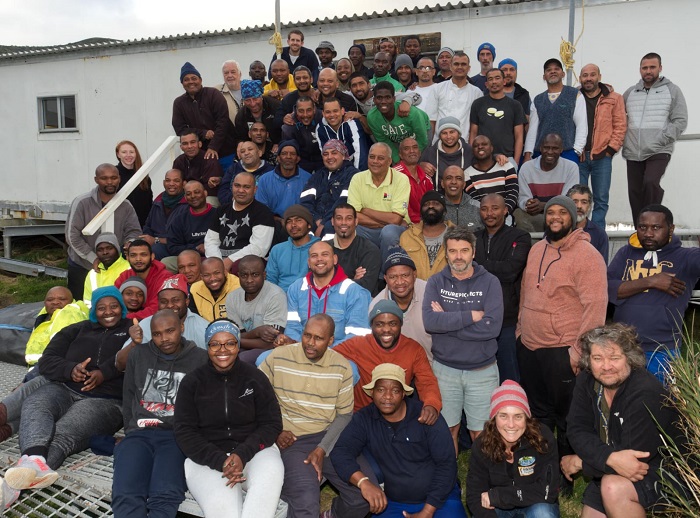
[{"left": 122, "top": 338, "right": 207, "bottom": 434}]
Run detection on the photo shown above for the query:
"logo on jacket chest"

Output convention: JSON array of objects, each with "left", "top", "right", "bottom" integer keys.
[{"left": 518, "top": 455, "right": 536, "bottom": 476}]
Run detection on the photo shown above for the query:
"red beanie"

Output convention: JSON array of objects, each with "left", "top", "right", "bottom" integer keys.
[{"left": 489, "top": 380, "right": 531, "bottom": 419}]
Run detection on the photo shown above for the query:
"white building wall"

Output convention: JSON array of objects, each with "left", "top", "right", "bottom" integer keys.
[{"left": 1, "top": 0, "right": 697, "bottom": 225}]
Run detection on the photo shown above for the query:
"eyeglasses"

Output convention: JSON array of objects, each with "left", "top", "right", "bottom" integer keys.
[
  {"left": 208, "top": 340, "right": 239, "bottom": 351},
  {"left": 417, "top": 66, "right": 434, "bottom": 71}
]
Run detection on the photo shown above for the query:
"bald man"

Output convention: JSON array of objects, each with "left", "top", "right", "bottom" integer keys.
[{"left": 264, "top": 59, "right": 297, "bottom": 101}]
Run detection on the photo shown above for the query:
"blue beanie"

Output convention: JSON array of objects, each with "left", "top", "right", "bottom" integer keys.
[
  {"left": 180, "top": 62, "right": 201, "bottom": 82},
  {"left": 498, "top": 58, "right": 518, "bottom": 70},
  {"left": 89, "top": 286, "right": 127, "bottom": 323},
  {"left": 477, "top": 42, "right": 496, "bottom": 60},
  {"left": 349, "top": 43, "right": 366, "bottom": 56},
  {"left": 205, "top": 319, "right": 241, "bottom": 345}
]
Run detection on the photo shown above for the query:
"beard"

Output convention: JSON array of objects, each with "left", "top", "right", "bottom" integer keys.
[
  {"left": 545, "top": 221, "right": 573, "bottom": 242},
  {"left": 421, "top": 208, "right": 445, "bottom": 226}
]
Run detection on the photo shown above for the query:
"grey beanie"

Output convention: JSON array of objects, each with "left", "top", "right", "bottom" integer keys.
[
  {"left": 118, "top": 276, "right": 147, "bottom": 300},
  {"left": 95, "top": 232, "right": 121, "bottom": 253},
  {"left": 369, "top": 299, "right": 404, "bottom": 324},
  {"left": 394, "top": 54, "right": 413, "bottom": 70},
  {"left": 544, "top": 195, "right": 577, "bottom": 225},
  {"left": 437, "top": 116, "right": 462, "bottom": 136}
]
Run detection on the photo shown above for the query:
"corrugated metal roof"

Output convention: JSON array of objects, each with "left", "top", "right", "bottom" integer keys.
[{"left": 0, "top": 0, "right": 537, "bottom": 60}]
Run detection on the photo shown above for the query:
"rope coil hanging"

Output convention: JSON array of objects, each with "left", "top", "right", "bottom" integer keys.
[{"left": 559, "top": 0, "right": 585, "bottom": 83}]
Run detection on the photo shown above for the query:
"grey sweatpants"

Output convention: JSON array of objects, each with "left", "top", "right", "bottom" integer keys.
[
  {"left": 19, "top": 381, "right": 122, "bottom": 469},
  {"left": 3, "top": 375, "right": 50, "bottom": 433}
]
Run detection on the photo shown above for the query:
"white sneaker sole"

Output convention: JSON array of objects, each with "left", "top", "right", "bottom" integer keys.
[{"left": 4, "top": 466, "right": 59, "bottom": 490}]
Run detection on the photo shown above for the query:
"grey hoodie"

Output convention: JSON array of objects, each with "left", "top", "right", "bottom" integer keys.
[
  {"left": 622, "top": 76, "right": 687, "bottom": 161},
  {"left": 122, "top": 338, "right": 207, "bottom": 433}
]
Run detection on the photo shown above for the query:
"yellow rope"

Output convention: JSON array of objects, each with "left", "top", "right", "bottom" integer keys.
[
  {"left": 269, "top": 26, "right": 283, "bottom": 57},
  {"left": 560, "top": 0, "right": 585, "bottom": 83}
]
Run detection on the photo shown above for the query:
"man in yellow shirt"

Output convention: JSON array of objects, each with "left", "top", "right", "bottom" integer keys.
[{"left": 264, "top": 59, "right": 297, "bottom": 101}]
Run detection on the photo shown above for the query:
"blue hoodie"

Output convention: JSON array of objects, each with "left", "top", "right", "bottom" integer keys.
[
  {"left": 422, "top": 263, "right": 503, "bottom": 370},
  {"left": 255, "top": 166, "right": 312, "bottom": 217},
  {"left": 608, "top": 234, "right": 700, "bottom": 352},
  {"left": 266, "top": 236, "right": 319, "bottom": 290}
]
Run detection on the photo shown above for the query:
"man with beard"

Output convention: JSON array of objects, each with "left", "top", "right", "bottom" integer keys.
[
  {"left": 65, "top": 163, "right": 141, "bottom": 300},
  {"left": 562, "top": 324, "right": 682, "bottom": 517},
  {"left": 334, "top": 300, "right": 441, "bottom": 417},
  {"left": 367, "top": 82, "right": 429, "bottom": 163},
  {"left": 420, "top": 117, "right": 474, "bottom": 191},
  {"left": 189, "top": 257, "right": 241, "bottom": 322},
  {"left": 499, "top": 59, "right": 531, "bottom": 122},
  {"left": 469, "top": 68, "right": 526, "bottom": 165},
  {"left": 324, "top": 203, "right": 381, "bottom": 295},
  {"left": 165, "top": 180, "right": 214, "bottom": 263},
  {"left": 218, "top": 140, "right": 275, "bottom": 206},
  {"left": 578, "top": 63, "right": 627, "bottom": 228},
  {"left": 177, "top": 250, "right": 202, "bottom": 287},
  {"left": 274, "top": 66, "right": 315, "bottom": 130},
  {"left": 140, "top": 169, "right": 187, "bottom": 260},
  {"left": 172, "top": 131, "right": 223, "bottom": 205},
  {"left": 567, "top": 184, "right": 609, "bottom": 262},
  {"left": 394, "top": 138, "right": 433, "bottom": 224},
  {"left": 260, "top": 314, "right": 365, "bottom": 518},
  {"left": 441, "top": 165, "right": 482, "bottom": 229},
  {"left": 607, "top": 204, "right": 700, "bottom": 380},
  {"left": 172, "top": 62, "right": 236, "bottom": 161},
  {"left": 370, "top": 248, "right": 432, "bottom": 360},
  {"left": 115, "top": 239, "right": 172, "bottom": 320},
  {"left": 256, "top": 141, "right": 312, "bottom": 217},
  {"left": 216, "top": 60, "right": 242, "bottom": 126},
  {"left": 276, "top": 240, "right": 371, "bottom": 346},
  {"left": 204, "top": 171, "right": 275, "bottom": 269},
  {"left": 524, "top": 58, "right": 587, "bottom": 164},
  {"left": 112, "top": 309, "right": 208, "bottom": 518},
  {"left": 266, "top": 205, "right": 319, "bottom": 290},
  {"left": 474, "top": 194, "right": 531, "bottom": 383},
  {"left": 300, "top": 141, "right": 359, "bottom": 238},
  {"left": 83, "top": 233, "right": 131, "bottom": 306},
  {"left": 264, "top": 59, "right": 297, "bottom": 101},
  {"left": 515, "top": 133, "right": 579, "bottom": 232},
  {"left": 517, "top": 195, "right": 607, "bottom": 493},
  {"left": 423, "top": 225, "right": 503, "bottom": 454},
  {"left": 401, "top": 191, "right": 454, "bottom": 280},
  {"left": 316, "top": 97, "right": 369, "bottom": 171},
  {"left": 280, "top": 98, "right": 323, "bottom": 173},
  {"left": 348, "top": 72, "right": 420, "bottom": 120},
  {"left": 116, "top": 274, "right": 210, "bottom": 371},
  {"left": 225, "top": 255, "right": 287, "bottom": 364},
  {"left": 233, "top": 79, "right": 281, "bottom": 146},
  {"left": 465, "top": 135, "right": 519, "bottom": 214},
  {"left": 470, "top": 43, "right": 496, "bottom": 92}
]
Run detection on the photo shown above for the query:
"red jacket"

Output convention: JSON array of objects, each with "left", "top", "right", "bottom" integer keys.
[
  {"left": 115, "top": 260, "right": 173, "bottom": 320},
  {"left": 394, "top": 161, "right": 433, "bottom": 224}
]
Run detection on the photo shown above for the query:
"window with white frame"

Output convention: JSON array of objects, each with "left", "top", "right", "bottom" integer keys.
[{"left": 38, "top": 95, "right": 77, "bottom": 132}]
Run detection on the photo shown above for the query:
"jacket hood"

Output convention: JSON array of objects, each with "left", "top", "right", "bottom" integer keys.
[
  {"left": 545, "top": 228, "right": 591, "bottom": 251},
  {"left": 437, "top": 137, "right": 466, "bottom": 156},
  {"left": 305, "top": 264, "right": 349, "bottom": 290},
  {"left": 632, "top": 76, "right": 672, "bottom": 91},
  {"left": 628, "top": 232, "right": 681, "bottom": 252}
]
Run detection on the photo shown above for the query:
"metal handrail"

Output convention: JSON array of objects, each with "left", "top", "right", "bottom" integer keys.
[{"left": 82, "top": 136, "right": 180, "bottom": 236}]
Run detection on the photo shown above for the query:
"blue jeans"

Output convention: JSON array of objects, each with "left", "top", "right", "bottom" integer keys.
[
  {"left": 645, "top": 348, "right": 677, "bottom": 385},
  {"left": 112, "top": 429, "right": 187, "bottom": 518},
  {"left": 374, "top": 485, "right": 467, "bottom": 517},
  {"left": 355, "top": 224, "right": 406, "bottom": 265},
  {"left": 495, "top": 502, "right": 560, "bottom": 518},
  {"left": 578, "top": 153, "right": 612, "bottom": 228}
]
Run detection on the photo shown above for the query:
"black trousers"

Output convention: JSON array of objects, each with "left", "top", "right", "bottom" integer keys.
[
  {"left": 626, "top": 153, "right": 671, "bottom": 224},
  {"left": 516, "top": 338, "right": 575, "bottom": 457},
  {"left": 67, "top": 260, "right": 89, "bottom": 301}
]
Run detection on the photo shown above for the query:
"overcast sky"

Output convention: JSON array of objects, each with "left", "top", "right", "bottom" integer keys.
[{"left": 1, "top": 0, "right": 427, "bottom": 46}]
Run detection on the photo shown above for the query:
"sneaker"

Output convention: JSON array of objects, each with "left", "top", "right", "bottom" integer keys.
[
  {"left": 1, "top": 477, "right": 20, "bottom": 510},
  {"left": 4, "top": 455, "right": 59, "bottom": 490},
  {"left": 319, "top": 511, "right": 334, "bottom": 518}
]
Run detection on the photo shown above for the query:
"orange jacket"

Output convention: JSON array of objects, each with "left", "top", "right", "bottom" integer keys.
[{"left": 583, "top": 83, "right": 627, "bottom": 159}]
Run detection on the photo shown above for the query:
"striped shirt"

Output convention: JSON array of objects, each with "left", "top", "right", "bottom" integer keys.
[{"left": 464, "top": 162, "right": 519, "bottom": 213}]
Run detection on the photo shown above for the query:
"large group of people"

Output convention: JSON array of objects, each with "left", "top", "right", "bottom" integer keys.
[{"left": 0, "top": 30, "right": 695, "bottom": 518}]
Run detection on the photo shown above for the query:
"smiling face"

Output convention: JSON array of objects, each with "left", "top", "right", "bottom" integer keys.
[
  {"left": 121, "top": 286, "right": 145, "bottom": 312},
  {"left": 287, "top": 33, "right": 303, "bottom": 54},
  {"left": 295, "top": 99, "right": 316, "bottom": 126},
  {"left": 441, "top": 166, "right": 466, "bottom": 201},
  {"left": 243, "top": 96, "right": 263, "bottom": 115},
  {"left": 332, "top": 207, "right": 357, "bottom": 238},
  {"left": 248, "top": 122, "right": 268, "bottom": 145},
  {"left": 485, "top": 69, "right": 505, "bottom": 94},
  {"left": 182, "top": 73, "right": 202, "bottom": 96},
  {"left": 200, "top": 259, "right": 226, "bottom": 293},
  {"left": 95, "top": 296, "right": 122, "bottom": 328},
  {"left": 293, "top": 70, "right": 312, "bottom": 92},
  {"left": 636, "top": 211, "right": 673, "bottom": 251},
  {"left": 117, "top": 143, "right": 137, "bottom": 169},
  {"left": 207, "top": 331, "right": 239, "bottom": 372},
  {"left": 495, "top": 406, "right": 527, "bottom": 448},
  {"left": 222, "top": 62, "right": 240, "bottom": 90},
  {"left": 543, "top": 63, "right": 565, "bottom": 86},
  {"left": 180, "top": 132, "right": 201, "bottom": 158},
  {"left": 539, "top": 135, "right": 563, "bottom": 169},
  {"left": 384, "top": 265, "right": 416, "bottom": 300},
  {"left": 580, "top": 64, "right": 601, "bottom": 94},
  {"left": 285, "top": 215, "right": 311, "bottom": 241},
  {"left": 335, "top": 59, "right": 353, "bottom": 82},
  {"left": 307, "top": 241, "right": 337, "bottom": 277},
  {"left": 439, "top": 128, "right": 460, "bottom": 148},
  {"left": 301, "top": 317, "right": 334, "bottom": 362},
  {"left": 150, "top": 311, "right": 184, "bottom": 356},
  {"left": 127, "top": 245, "right": 153, "bottom": 274},
  {"left": 184, "top": 181, "right": 207, "bottom": 210},
  {"left": 158, "top": 289, "right": 188, "bottom": 320},
  {"left": 163, "top": 169, "right": 184, "bottom": 196},
  {"left": 367, "top": 144, "right": 392, "bottom": 175},
  {"left": 589, "top": 342, "right": 632, "bottom": 389},
  {"left": 373, "top": 87, "right": 395, "bottom": 117},
  {"left": 396, "top": 64, "right": 413, "bottom": 84},
  {"left": 317, "top": 69, "right": 338, "bottom": 96},
  {"left": 371, "top": 313, "right": 402, "bottom": 350},
  {"left": 238, "top": 141, "right": 262, "bottom": 169},
  {"left": 322, "top": 100, "right": 344, "bottom": 129},
  {"left": 398, "top": 138, "right": 420, "bottom": 166},
  {"left": 544, "top": 204, "right": 573, "bottom": 242},
  {"left": 322, "top": 147, "right": 345, "bottom": 172}
]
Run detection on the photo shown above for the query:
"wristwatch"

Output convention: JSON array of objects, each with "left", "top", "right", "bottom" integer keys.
[{"left": 154, "top": 237, "right": 161, "bottom": 244}]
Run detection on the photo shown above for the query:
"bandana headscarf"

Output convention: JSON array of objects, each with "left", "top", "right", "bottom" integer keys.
[
  {"left": 322, "top": 139, "right": 349, "bottom": 159},
  {"left": 241, "top": 79, "right": 263, "bottom": 100}
]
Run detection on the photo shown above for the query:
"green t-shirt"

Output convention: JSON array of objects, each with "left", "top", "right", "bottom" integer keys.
[{"left": 367, "top": 102, "right": 430, "bottom": 163}]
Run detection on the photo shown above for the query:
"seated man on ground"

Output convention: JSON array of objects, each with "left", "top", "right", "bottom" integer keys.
[
  {"left": 276, "top": 240, "right": 371, "bottom": 346},
  {"left": 260, "top": 315, "right": 367, "bottom": 518},
  {"left": 140, "top": 169, "right": 187, "bottom": 260},
  {"left": 266, "top": 205, "right": 318, "bottom": 290},
  {"left": 111, "top": 309, "right": 208, "bottom": 518},
  {"left": 562, "top": 324, "right": 682, "bottom": 518},
  {"left": 189, "top": 257, "right": 240, "bottom": 322},
  {"left": 330, "top": 364, "right": 466, "bottom": 518},
  {"left": 334, "top": 299, "right": 441, "bottom": 416},
  {"left": 115, "top": 239, "right": 172, "bottom": 320},
  {"left": 83, "top": 233, "right": 130, "bottom": 306},
  {"left": 225, "top": 255, "right": 288, "bottom": 364},
  {"left": 2, "top": 287, "right": 129, "bottom": 492}
]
